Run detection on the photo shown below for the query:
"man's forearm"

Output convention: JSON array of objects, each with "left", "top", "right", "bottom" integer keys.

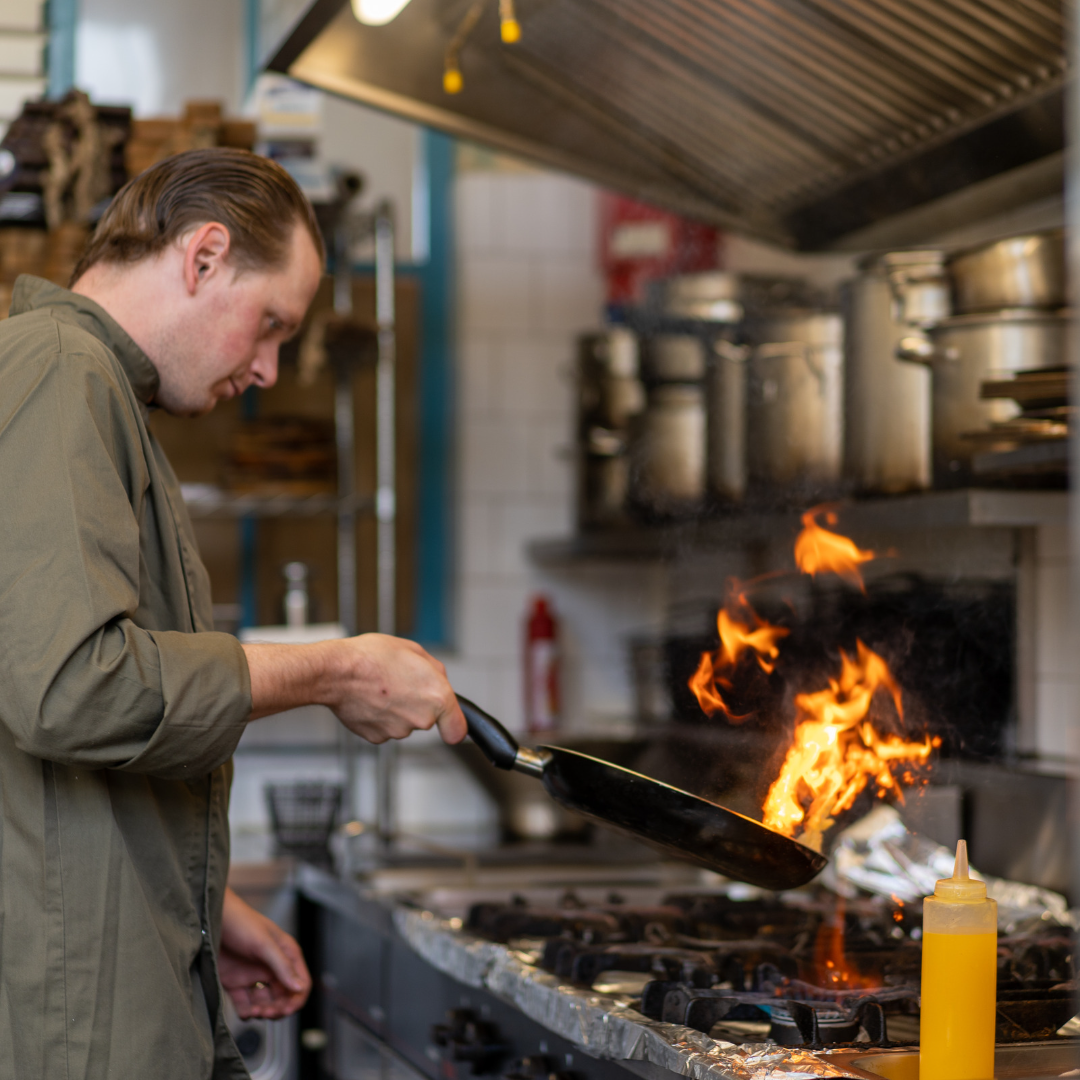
[
  {"left": 241, "top": 634, "right": 467, "bottom": 744},
  {"left": 242, "top": 640, "right": 340, "bottom": 720}
]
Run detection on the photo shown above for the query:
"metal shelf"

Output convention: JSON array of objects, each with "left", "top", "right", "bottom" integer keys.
[
  {"left": 974, "top": 441, "right": 1070, "bottom": 477},
  {"left": 527, "top": 489, "right": 1068, "bottom": 567},
  {"left": 182, "top": 489, "right": 375, "bottom": 519}
]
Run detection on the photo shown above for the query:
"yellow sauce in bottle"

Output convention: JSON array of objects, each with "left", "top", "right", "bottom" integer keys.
[{"left": 919, "top": 840, "right": 997, "bottom": 1080}]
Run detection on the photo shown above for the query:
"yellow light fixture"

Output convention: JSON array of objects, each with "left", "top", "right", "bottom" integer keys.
[
  {"left": 443, "top": 64, "right": 464, "bottom": 93},
  {"left": 499, "top": 0, "right": 521, "bottom": 42},
  {"left": 351, "top": 0, "right": 414, "bottom": 26}
]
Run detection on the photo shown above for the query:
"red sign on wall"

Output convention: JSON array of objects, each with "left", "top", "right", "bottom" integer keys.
[{"left": 599, "top": 192, "right": 722, "bottom": 306}]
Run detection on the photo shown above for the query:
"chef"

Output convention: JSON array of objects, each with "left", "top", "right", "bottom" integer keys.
[{"left": 0, "top": 146, "right": 466, "bottom": 1079}]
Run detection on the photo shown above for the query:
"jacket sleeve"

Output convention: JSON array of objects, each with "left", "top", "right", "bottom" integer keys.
[{"left": 0, "top": 347, "right": 251, "bottom": 777}]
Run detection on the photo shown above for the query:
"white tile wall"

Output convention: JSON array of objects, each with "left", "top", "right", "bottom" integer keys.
[
  {"left": 1018, "top": 525, "right": 1080, "bottom": 761},
  {"left": 441, "top": 166, "right": 667, "bottom": 743}
]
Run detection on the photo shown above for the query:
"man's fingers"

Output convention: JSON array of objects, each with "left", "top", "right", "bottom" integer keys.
[
  {"left": 258, "top": 929, "right": 309, "bottom": 994},
  {"left": 437, "top": 698, "right": 467, "bottom": 745}
]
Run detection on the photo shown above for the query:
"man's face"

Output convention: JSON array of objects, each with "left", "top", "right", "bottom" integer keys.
[{"left": 154, "top": 223, "right": 323, "bottom": 416}]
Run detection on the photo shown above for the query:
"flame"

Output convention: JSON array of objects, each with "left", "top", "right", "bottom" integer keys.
[
  {"left": 794, "top": 506, "right": 875, "bottom": 591},
  {"left": 689, "top": 506, "right": 938, "bottom": 848},
  {"left": 762, "top": 641, "right": 938, "bottom": 850},
  {"left": 806, "top": 898, "right": 875, "bottom": 990},
  {"left": 688, "top": 592, "right": 789, "bottom": 721},
  {"left": 890, "top": 895, "right": 905, "bottom": 924}
]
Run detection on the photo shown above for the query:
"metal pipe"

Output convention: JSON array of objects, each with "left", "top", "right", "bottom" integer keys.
[
  {"left": 333, "top": 214, "right": 361, "bottom": 825},
  {"left": 374, "top": 202, "right": 398, "bottom": 848}
]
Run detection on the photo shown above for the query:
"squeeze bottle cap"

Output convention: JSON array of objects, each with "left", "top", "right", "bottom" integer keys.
[{"left": 933, "top": 840, "right": 987, "bottom": 901}]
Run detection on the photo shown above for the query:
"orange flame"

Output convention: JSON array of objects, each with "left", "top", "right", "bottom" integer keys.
[
  {"left": 807, "top": 898, "right": 874, "bottom": 989},
  {"left": 690, "top": 507, "right": 937, "bottom": 847},
  {"left": 688, "top": 594, "right": 789, "bottom": 721},
  {"left": 794, "top": 506, "right": 875, "bottom": 591},
  {"left": 761, "top": 641, "right": 939, "bottom": 850}
]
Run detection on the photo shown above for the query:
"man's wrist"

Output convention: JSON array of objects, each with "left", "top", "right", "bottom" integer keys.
[{"left": 243, "top": 638, "right": 351, "bottom": 720}]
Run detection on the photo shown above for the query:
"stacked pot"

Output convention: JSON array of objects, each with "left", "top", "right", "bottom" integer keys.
[
  {"left": 575, "top": 328, "right": 645, "bottom": 528},
  {"left": 744, "top": 308, "right": 845, "bottom": 500},
  {"left": 577, "top": 272, "right": 847, "bottom": 522},
  {"left": 897, "top": 230, "right": 1069, "bottom": 486},
  {"left": 843, "top": 250, "right": 949, "bottom": 494},
  {"left": 622, "top": 272, "right": 751, "bottom": 519}
]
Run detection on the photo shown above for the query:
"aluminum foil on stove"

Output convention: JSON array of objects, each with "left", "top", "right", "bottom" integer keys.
[
  {"left": 824, "top": 805, "right": 1070, "bottom": 932},
  {"left": 394, "top": 906, "right": 867, "bottom": 1080}
]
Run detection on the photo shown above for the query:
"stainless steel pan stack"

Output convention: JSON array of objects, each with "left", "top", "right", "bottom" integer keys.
[{"left": 896, "top": 230, "right": 1070, "bottom": 486}]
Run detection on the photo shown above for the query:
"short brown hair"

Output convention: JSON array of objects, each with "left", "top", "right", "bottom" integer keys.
[{"left": 71, "top": 147, "right": 325, "bottom": 284}]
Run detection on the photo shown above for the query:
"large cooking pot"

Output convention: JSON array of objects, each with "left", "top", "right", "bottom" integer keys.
[
  {"left": 644, "top": 334, "right": 708, "bottom": 382},
  {"left": 629, "top": 382, "right": 707, "bottom": 515},
  {"left": 843, "top": 252, "right": 946, "bottom": 495},
  {"left": 897, "top": 309, "right": 1071, "bottom": 486},
  {"left": 745, "top": 311, "right": 844, "bottom": 496},
  {"left": 948, "top": 230, "right": 1065, "bottom": 313},
  {"left": 576, "top": 330, "right": 644, "bottom": 528}
]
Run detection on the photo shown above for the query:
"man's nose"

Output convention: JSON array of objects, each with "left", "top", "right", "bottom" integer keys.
[{"left": 248, "top": 343, "right": 280, "bottom": 390}]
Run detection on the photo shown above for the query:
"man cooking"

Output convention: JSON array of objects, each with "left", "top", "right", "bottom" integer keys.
[{"left": 0, "top": 146, "right": 466, "bottom": 1079}]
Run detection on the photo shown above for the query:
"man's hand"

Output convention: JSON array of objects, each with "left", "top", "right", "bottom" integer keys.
[
  {"left": 242, "top": 633, "right": 467, "bottom": 745},
  {"left": 219, "top": 888, "right": 311, "bottom": 1020}
]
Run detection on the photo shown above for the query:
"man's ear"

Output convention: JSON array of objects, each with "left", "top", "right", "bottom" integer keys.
[{"left": 182, "top": 222, "right": 232, "bottom": 296}]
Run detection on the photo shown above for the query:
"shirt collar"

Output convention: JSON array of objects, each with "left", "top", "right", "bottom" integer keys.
[{"left": 9, "top": 275, "right": 161, "bottom": 406}]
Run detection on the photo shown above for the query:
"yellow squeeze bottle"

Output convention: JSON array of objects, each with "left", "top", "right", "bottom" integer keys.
[{"left": 920, "top": 840, "right": 997, "bottom": 1080}]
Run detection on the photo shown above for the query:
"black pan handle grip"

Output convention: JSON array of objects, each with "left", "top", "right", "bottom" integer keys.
[{"left": 457, "top": 695, "right": 519, "bottom": 770}]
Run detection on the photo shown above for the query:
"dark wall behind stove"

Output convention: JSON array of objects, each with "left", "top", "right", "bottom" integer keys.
[{"left": 663, "top": 575, "right": 1015, "bottom": 778}]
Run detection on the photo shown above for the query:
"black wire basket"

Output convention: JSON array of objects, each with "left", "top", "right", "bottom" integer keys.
[{"left": 264, "top": 782, "right": 343, "bottom": 865}]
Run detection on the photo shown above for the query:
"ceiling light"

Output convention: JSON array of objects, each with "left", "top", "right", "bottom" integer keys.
[{"left": 351, "top": 0, "right": 413, "bottom": 26}]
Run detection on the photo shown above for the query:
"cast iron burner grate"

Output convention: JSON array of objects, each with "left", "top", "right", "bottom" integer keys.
[
  {"left": 643, "top": 974, "right": 919, "bottom": 1049},
  {"left": 464, "top": 892, "right": 1075, "bottom": 1050}
]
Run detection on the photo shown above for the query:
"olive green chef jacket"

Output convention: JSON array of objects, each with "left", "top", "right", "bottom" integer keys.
[{"left": 0, "top": 276, "right": 253, "bottom": 1079}]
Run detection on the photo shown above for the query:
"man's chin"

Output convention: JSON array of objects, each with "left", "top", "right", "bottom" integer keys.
[{"left": 154, "top": 393, "right": 218, "bottom": 418}]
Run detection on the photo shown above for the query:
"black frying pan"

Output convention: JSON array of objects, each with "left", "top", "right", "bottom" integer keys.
[{"left": 457, "top": 696, "right": 826, "bottom": 891}]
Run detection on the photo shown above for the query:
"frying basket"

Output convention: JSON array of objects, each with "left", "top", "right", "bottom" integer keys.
[{"left": 264, "top": 782, "right": 343, "bottom": 865}]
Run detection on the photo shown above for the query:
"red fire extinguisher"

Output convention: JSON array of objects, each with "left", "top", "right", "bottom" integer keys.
[{"left": 524, "top": 595, "right": 560, "bottom": 733}]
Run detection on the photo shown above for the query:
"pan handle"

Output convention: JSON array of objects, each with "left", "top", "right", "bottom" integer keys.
[{"left": 456, "top": 695, "right": 551, "bottom": 777}]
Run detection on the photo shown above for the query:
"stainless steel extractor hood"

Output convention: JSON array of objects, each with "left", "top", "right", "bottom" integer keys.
[{"left": 267, "top": 0, "right": 1066, "bottom": 250}]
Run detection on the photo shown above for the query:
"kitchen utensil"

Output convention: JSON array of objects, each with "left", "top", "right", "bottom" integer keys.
[
  {"left": 843, "top": 252, "right": 946, "bottom": 494},
  {"left": 457, "top": 695, "right": 827, "bottom": 890},
  {"left": 948, "top": 230, "right": 1065, "bottom": 313},
  {"left": 745, "top": 311, "right": 844, "bottom": 496},
  {"left": 265, "top": 782, "right": 342, "bottom": 865},
  {"left": 629, "top": 382, "right": 706, "bottom": 515},
  {"left": 653, "top": 271, "right": 743, "bottom": 323},
  {"left": 576, "top": 330, "right": 644, "bottom": 528},
  {"left": 706, "top": 337, "right": 748, "bottom": 502},
  {"left": 453, "top": 733, "right": 650, "bottom": 840},
  {"left": 628, "top": 635, "right": 670, "bottom": 724},
  {"left": 644, "top": 334, "right": 707, "bottom": 382},
  {"left": 897, "top": 309, "right": 1071, "bottom": 485}
]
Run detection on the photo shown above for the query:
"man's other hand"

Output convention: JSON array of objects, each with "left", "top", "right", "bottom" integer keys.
[
  {"left": 219, "top": 888, "right": 311, "bottom": 1020},
  {"left": 242, "top": 633, "right": 467, "bottom": 745}
]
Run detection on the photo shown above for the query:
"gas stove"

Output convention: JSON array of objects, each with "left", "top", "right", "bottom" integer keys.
[
  {"left": 464, "top": 890, "right": 1074, "bottom": 1049},
  {"left": 293, "top": 858, "right": 1078, "bottom": 1080}
]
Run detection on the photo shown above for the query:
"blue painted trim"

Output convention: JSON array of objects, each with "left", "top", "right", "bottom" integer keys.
[
  {"left": 412, "top": 129, "right": 455, "bottom": 647},
  {"left": 46, "top": 0, "right": 78, "bottom": 100},
  {"left": 238, "top": 517, "right": 259, "bottom": 629}
]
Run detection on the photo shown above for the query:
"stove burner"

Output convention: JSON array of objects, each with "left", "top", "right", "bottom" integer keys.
[
  {"left": 646, "top": 980, "right": 918, "bottom": 1049},
  {"left": 463, "top": 892, "right": 1076, "bottom": 1050}
]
